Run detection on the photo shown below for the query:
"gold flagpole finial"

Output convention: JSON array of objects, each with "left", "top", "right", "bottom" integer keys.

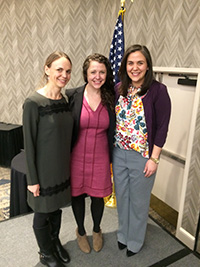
[
  {"left": 121, "top": 0, "right": 125, "bottom": 8},
  {"left": 121, "top": 0, "right": 134, "bottom": 6},
  {"left": 119, "top": 1, "right": 126, "bottom": 21}
]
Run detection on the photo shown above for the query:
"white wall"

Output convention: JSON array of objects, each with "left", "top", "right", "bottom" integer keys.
[{"left": 152, "top": 68, "right": 197, "bottom": 212}]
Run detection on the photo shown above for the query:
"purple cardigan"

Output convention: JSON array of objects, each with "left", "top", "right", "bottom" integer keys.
[{"left": 115, "top": 80, "right": 171, "bottom": 157}]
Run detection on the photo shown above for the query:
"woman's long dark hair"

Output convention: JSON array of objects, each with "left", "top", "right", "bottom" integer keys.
[
  {"left": 83, "top": 53, "right": 115, "bottom": 111},
  {"left": 118, "top": 44, "right": 154, "bottom": 97}
]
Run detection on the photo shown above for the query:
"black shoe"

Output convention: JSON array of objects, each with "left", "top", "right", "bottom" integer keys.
[
  {"left": 39, "top": 251, "right": 65, "bottom": 267},
  {"left": 53, "top": 237, "right": 70, "bottom": 263},
  {"left": 49, "top": 210, "right": 70, "bottom": 263},
  {"left": 126, "top": 249, "right": 136, "bottom": 257},
  {"left": 118, "top": 241, "right": 127, "bottom": 250}
]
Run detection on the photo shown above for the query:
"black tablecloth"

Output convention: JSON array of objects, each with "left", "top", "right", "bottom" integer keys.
[
  {"left": 0, "top": 122, "right": 24, "bottom": 167},
  {"left": 10, "top": 151, "right": 32, "bottom": 217},
  {"left": 10, "top": 151, "right": 71, "bottom": 218}
]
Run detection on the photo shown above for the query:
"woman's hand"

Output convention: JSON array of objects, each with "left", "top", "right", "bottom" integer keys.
[
  {"left": 143, "top": 159, "right": 158, "bottom": 178},
  {"left": 27, "top": 184, "right": 40, "bottom": 197},
  {"left": 144, "top": 145, "right": 161, "bottom": 177}
]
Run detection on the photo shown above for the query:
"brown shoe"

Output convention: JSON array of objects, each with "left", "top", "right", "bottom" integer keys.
[
  {"left": 76, "top": 228, "right": 91, "bottom": 253},
  {"left": 93, "top": 230, "right": 103, "bottom": 252}
]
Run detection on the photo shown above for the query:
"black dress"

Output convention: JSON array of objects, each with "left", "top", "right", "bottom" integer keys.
[{"left": 23, "top": 92, "right": 73, "bottom": 213}]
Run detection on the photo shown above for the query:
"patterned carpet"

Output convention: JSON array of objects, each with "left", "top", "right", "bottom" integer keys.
[{"left": 0, "top": 167, "right": 10, "bottom": 221}]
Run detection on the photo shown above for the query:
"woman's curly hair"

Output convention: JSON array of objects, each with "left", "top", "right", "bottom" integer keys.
[{"left": 83, "top": 53, "right": 115, "bottom": 112}]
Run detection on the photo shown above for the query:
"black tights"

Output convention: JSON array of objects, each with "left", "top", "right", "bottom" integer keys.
[
  {"left": 33, "top": 209, "right": 60, "bottom": 229},
  {"left": 71, "top": 194, "right": 104, "bottom": 236}
]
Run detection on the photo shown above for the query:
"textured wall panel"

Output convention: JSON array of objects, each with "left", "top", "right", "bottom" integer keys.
[
  {"left": 1, "top": 0, "right": 200, "bottom": 124},
  {"left": 182, "top": 101, "right": 200, "bottom": 236}
]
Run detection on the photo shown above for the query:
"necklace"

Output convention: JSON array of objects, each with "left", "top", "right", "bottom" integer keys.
[{"left": 128, "top": 85, "right": 141, "bottom": 95}]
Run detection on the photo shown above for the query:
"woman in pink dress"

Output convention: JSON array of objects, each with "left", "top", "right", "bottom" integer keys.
[{"left": 66, "top": 53, "right": 115, "bottom": 253}]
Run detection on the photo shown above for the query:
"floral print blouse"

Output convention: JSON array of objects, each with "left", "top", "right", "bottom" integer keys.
[{"left": 114, "top": 87, "right": 149, "bottom": 158}]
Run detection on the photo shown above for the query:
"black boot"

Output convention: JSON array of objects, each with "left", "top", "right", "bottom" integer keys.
[
  {"left": 49, "top": 210, "right": 70, "bottom": 264},
  {"left": 33, "top": 224, "right": 65, "bottom": 267}
]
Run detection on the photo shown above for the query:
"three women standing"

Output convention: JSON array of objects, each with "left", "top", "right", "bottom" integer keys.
[
  {"left": 23, "top": 44, "right": 170, "bottom": 265},
  {"left": 113, "top": 44, "right": 171, "bottom": 256},
  {"left": 23, "top": 51, "right": 73, "bottom": 266}
]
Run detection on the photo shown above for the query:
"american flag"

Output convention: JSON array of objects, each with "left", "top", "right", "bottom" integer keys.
[{"left": 109, "top": 14, "right": 124, "bottom": 84}]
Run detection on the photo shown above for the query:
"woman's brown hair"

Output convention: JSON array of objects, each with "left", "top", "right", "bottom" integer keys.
[
  {"left": 118, "top": 44, "right": 154, "bottom": 97},
  {"left": 83, "top": 53, "right": 115, "bottom": 111}
]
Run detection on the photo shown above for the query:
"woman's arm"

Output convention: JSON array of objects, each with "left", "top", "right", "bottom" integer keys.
[
  {"left": 23, "top": 99, "right": 39, "bottom": 186},
  {"left": 153, "top": 84, "right": 171, "bottom": 148},
  {"left": 144, "top": 83, "right": 171, "bottom": 178}
]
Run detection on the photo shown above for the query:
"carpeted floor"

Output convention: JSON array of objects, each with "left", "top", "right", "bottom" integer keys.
[
  {"left": 0, "top": 165, "right": 176, "bottom": 237},
  {"left": 0, "top": 167, "right": 10, "bottom": 221},
  {"left": 0, "top": 197, "right": 199, "bottom": 267},
  {"left": 0, "top": 168, "right": 200, "bottom": 265}
]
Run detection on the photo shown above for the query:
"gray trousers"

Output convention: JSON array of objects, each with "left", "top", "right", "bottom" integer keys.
[{"left": 113, "top": 147, "right": 156, "bottom": 253}]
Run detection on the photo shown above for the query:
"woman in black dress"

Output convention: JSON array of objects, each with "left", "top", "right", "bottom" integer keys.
[{"left": 23, "top": 51, "right": 73, "bottom": 267}]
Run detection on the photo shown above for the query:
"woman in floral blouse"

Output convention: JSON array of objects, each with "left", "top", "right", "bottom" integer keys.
[{"left": 113, "top": 44, "right": 171, "bottom": 257}]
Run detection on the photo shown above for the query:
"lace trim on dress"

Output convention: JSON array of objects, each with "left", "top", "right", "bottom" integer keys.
[
  {"left": 39, "top": 103, "right": 70, "bottom": 117},
  {"left": 40, "top": 180, "right": 70, "bottom": 197}
]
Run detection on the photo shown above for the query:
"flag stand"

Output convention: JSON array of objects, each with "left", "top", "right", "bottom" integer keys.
[
  {"left": 104, "top": 181, "right": 117, "bottom": 208},
  {"left": 104, "top": 164, "right": 117, "bottom": 208}
]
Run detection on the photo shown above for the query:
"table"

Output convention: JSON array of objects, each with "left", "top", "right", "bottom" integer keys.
[
  {"left": 0, "top": 122, "right": 24, "bottom": 167},
  {"left": 10, "top": 151, "right": 32, "bottom": 217},
  {"left": 10, "top": 151, "right": 71, "bottom": 217}
]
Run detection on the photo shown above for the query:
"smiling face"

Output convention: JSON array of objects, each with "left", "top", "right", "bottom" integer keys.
[
  {"left": 126, "top": 51, "right": 148, "bottom": 88},
  {"left": 86, "top": 60, "right": 107, "bottom": 91},
  {"left": 45, "top": 57, "right": 72, "bottom": 89}
]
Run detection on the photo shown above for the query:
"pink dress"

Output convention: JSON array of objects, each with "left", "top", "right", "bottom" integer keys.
[{"left": 70, "top": 97, "right": 112, "bottom": 197}]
